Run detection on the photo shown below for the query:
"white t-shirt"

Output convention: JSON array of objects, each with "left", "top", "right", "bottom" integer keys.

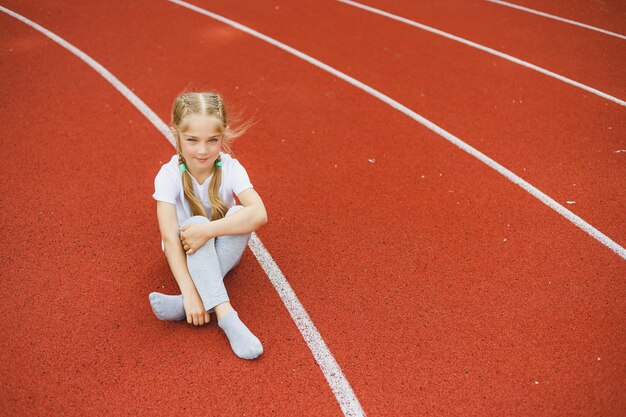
[{"left": 152, "top": 151, "right": 253, "bottom": 225}]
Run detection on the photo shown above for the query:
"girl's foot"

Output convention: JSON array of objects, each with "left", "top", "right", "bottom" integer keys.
[
  {"left": 149, "top": 292, "right": 186, "bottom": 321},
  {"left": 218, "top": 310, "right": 263, "bottom": 360}
]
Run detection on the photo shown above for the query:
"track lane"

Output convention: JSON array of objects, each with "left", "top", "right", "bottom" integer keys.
[
  {"left": 486, "top": 0, "right": 626, "bottom": 36},
  {"left": 337, "top": 0, "right": 625, "bottom": 107},
  {"left": 340, "top": 0, "right": 626, "bottom": 102},
  {"left": 0, "top": 11, "right": 344, "bottom": 417},
  {"left": 2, "top": 1, "right": 625, "bottom": 415},
  {"left": 178, "top": 0, "right": 626, "bottom": 249}
]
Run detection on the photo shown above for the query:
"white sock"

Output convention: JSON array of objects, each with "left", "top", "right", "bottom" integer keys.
[
  {"left": 149, "top": 292, "right": 185, "bottom": 321},
  {"left": 218, "top": 310, "right": 263, "bottom": 360}
]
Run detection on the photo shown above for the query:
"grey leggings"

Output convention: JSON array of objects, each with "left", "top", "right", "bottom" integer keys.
[{"left": 169, "top": 205, "right": 252, "bottom": 311}]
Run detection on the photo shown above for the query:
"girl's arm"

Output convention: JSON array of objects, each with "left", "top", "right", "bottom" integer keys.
[
  {"left": 178, "top": 189, "right": 267, "bottom": 255},
  {"left": 207, "top": 188, "right": 268, "bottom": 238},
  {"left": 156, "top": 201, "right": 198, "bottom": 296}
]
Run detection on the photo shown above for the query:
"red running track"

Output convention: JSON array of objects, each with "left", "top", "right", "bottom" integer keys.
[
  {"left": 196, "top": 0, "right": 626, "bottom": 247},
  {"left": 342, "top": 0, "right": 626, "bottom": 99},
  {"left": 1, "top": 0, "right": 625, "bottom": 416},
  {"left": 0, "top": 8, "right": 340, "bottom": 417},
  {"left": 489, "top": 0, "right": 626, "bottom": 36}
]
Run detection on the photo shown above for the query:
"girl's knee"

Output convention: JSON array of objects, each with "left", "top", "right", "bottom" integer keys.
[
  {"left": 226, "top": 205, "right": 244, "bottom": 217},
  {"left": 181, "top": 215, "right": 209, "bottom": 227}
]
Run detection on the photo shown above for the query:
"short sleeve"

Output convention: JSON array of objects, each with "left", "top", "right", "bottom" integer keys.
[
  {"left": 152, "top": 168, "right": 179, "bottom": 204},
  {"left": 230, "top": 159, "right": 254, "bottom": 196}
]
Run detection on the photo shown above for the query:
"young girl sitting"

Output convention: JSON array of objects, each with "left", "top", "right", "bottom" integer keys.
[{"left": 149, "top": 91, "right": 266, "bottom": 360}]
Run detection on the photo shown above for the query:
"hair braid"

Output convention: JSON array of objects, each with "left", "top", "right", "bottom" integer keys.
[
  {"left": 182, "top": 94, "right": 192, "bottom": 111},
  {"left": 177, "top": 152, "right": 209, "bottom": 218}
]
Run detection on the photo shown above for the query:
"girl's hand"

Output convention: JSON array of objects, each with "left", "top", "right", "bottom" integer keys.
[
  {"left": 179, "top": 223, "right": 211, "bottom": 255},
  {"left": 182, "top": 291, "right": 211, "bottom": 326}
]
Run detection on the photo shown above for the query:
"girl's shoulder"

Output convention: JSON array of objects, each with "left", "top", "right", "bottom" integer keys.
[
  {"left": 154, "top": 155, "right": 182, "bottom": 186},
  {"left": 159, "top": 154, "right": 182, "bottom": 175},
  {"left": 153, "top": 155, "right": 182, "bottom": 200},
  {"left": 220, "top": 151, "right": 246, "bottom": 169}
]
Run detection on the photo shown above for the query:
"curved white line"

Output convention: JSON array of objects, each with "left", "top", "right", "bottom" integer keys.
[
  {"left": 247, "top": 234, "right": 366, "bottom": 417},
  {"left": 485, "top": 0, "right": 626, "bottom": 41},
  {"left": 337, "top": 0, "right": 626, "bottom": 108},
  {"left": 166, "top": 0, "right": 625, "bottom": 262},
  {"left": 0, "top": 8, "right": 174, "bottom": 145},
  {"left": 0, "top": 6, "right": 365, "bottom": 417}
]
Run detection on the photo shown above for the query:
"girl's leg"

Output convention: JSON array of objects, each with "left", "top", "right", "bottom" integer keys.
[
  {"left": 213, "top": 206, "right": 262, "bottom": 359},
  {"left": 149, "top": 209, "right": 262, "bottom": 359},
  {"left": 215, "top": 205, "right": 252, "bottom": 277},
  {"left": 149, "top": 205, "right": 251, "bottom": 320},
  {"left": 180, "top": 215, "right": 229, "bottom": 311}
]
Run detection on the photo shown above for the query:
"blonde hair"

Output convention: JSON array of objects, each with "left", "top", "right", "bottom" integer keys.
[{"left": 171, "top": 91, "right": 252, "bottom": 221}]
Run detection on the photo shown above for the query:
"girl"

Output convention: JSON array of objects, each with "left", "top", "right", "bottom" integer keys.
[{"left": 149, "top": 91, "right": 266, "bottom": 360}]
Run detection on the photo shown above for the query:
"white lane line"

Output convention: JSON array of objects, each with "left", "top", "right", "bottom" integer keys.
[
  {"left": 0, "top": 7, "right": 365, "bottom": 417},
  {"left": 1, "top": 10, "right": 171, "bottom": 143},
  {"left": 486, "top": 0, "right": 626, "bottom": 41},
  {"left": 167, "top": 0, "right": 626, "bottom": 261},
  {"left": 337, "top": 0, "right": 626, "bottom": 108},
  {"left": 247, "top": 234, "right": 365, "bottom": 417}
]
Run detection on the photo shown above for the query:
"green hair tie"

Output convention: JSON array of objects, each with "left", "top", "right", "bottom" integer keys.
[
  {"left": 179, "top": 163, "right": 187, "bottom": 172},
  {"left": 215, "top": 161, "right": 223, "bottom": 167}
]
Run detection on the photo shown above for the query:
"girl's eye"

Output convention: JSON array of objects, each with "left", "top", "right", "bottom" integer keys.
[{"left": 187, "top": 138, "right": 218, "bottom": 142}]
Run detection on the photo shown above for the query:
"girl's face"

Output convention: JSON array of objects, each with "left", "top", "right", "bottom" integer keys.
[{"left": 176, "top": 114, "right": 223, "bottom": 175}]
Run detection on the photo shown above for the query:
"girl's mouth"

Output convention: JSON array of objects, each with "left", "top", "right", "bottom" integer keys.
[{"left": 197, "top": 158, "right": 209, "bottom": 163}]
